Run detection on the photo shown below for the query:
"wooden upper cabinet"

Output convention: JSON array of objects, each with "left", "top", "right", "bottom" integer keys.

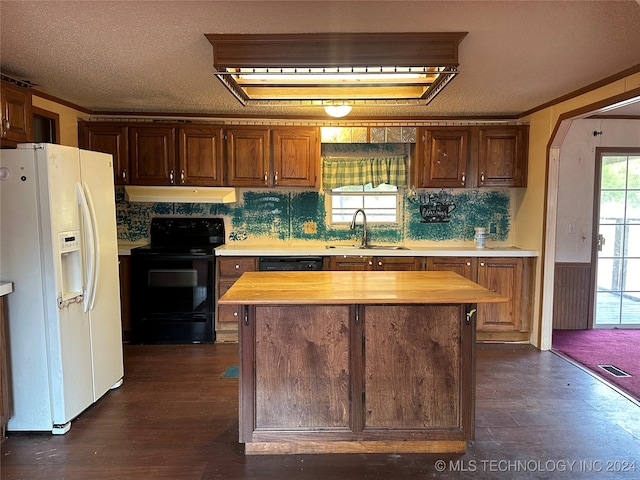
[
  {"left": 225, "top": 128, "right": 270, "bottom": 187},
  {"left": 178, "top": 126, "right": 223, "bottom": 186},
  {"left": 1, "top": 81, "right": 32, "bottom": 145},
  {"left": 272, "top": 128, "right": 319, "bottom": 187},
  {"left": 416, "top": 128, "right": 469, "bottom": 188},
  {"left": 413, "top": 125, "right": 528, "bottom": 189},
  {"left": 129, "top": 126, "right": 176, "bottom": 185},
  {"left": 81, "top": 123, "right": 129, "bottom": 184},
  {"left": 225, "top": 127, "right": 319, "bottom": 188},
  {"left": 478, "top": 126, "right": 528, "bottom": 187}
]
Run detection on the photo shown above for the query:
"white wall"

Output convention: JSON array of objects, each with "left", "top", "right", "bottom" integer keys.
[{"left": 555, "top": 119, "right": 640, "bottom": 263}]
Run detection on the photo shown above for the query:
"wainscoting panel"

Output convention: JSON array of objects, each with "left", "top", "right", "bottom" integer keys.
[{"left": 553, "top": 262, "right": 592, "bottom": 330}]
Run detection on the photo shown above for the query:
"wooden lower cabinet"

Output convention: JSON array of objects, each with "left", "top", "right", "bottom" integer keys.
[
  {"left": 215, "top": 257, "right": 257, "bottom": 342},
  {"left": 240, "top": 302, "right": 475, "bottom": 454},
  {"left": 427, "top": 256, "right": 534, "bottom": 342},
  {"left": 327, "top": 255, "right": 422, "bottom": 271},
  {"left": 118, "top": 256, "right": 132, "bottom": 342},
  {"left": 215, "top": 255, "right": 534, "bottom": 343}
]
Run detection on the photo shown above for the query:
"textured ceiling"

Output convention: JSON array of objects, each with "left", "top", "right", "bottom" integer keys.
[{"left": 1, "top": 0, "right": 639, "bottom": 119}]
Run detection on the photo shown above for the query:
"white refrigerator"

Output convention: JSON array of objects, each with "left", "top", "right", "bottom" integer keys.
[{"left": 0, "top": 143, "right": 124, "bottom": 434}]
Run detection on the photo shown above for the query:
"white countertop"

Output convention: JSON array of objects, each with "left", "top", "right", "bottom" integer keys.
[
  {"left": 215, "top": 244, "right": 538, "bottom": 257},
  {"left": 0, "top": 282, "right": 14, "bottom": 297}
]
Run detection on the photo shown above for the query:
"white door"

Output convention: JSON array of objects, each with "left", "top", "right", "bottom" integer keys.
[
  {"left": 594, "top": 149, "right": 640, "bottom": 327},
  {"left": 79, "top": 149, "right": 124, "bottom": 400}
]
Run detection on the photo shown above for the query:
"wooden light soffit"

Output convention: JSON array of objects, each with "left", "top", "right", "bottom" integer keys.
[{"left": 205, "top": 33, "right": 467, "bottom": 107}]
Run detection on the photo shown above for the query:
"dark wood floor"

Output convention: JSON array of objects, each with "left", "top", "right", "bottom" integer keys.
[{"left": 2, "top": 343, "right": 640, "bottom": 479}]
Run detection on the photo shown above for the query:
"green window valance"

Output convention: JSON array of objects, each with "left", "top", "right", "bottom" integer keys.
[{"left": 322, "top": 156, "right": 407, "bottom": 190}]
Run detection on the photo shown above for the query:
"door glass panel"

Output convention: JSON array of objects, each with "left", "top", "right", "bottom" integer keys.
[
  {"left": 595, "top": 291, "right": 621, "bottom": 324},
  {"left": 595, "top": 152, "right": 640, "bottom": 326},
  {"left": 627, "top": 156, "right": 640, "bottom": 188}
]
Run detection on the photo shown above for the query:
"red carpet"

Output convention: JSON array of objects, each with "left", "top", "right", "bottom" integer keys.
[{"left": 552, "top": 329, "right": 640, "bottom": 402}]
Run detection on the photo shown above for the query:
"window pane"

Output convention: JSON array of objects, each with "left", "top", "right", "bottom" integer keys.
[
  {"left": 597, "top": 224, "right": 619, "bottom": 257},
  {"left": 601, "top": 156, "right": 627, "bottom": 189},
  {"left": 628, "top": 156, "right": 640, "bottom": 189},
  {"left": 621, "top": 295, "right": 640, "bottom": 324},
  {"left": 623, "top": 259, "right": 640, "bottom": 291},
  {"left": 626, "top": 225, "right": 640, "bottom": 256},
  {"left": 596, "top": 291, "right": 621, "bottom": 324},
  {"left": 597, "top": 258, "right": 621, "bottom": 291},
  {"left": 332, "top": 195, "right": 364, "bottom": 209},
  {"left": 364, "top": 195, "right": 396, "bottom": 209},
  {"left": 627, "top": 191, "right": 640, "bottom": 223},
  {"left": 600, "top": 190, "right": 625, "bottom": 223}
]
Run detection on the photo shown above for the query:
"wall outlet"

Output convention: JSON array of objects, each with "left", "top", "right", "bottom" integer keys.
[
  {"left": 568, "top": 223, "right": 576, "bottom": 235},
  {"left": 303, "top": 221, "right": 317, "bottom": 234}
]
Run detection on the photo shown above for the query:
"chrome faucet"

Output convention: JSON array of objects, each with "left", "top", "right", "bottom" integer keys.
[{"left": 350, "top": 209, "right": 368, "bottom": 248}]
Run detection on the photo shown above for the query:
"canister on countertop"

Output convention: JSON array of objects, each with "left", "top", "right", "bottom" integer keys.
[{"left": 474, "top": 227, "right": 486, "bottom": 248}]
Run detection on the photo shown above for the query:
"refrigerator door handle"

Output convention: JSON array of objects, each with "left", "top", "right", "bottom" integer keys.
[
  {"left": 77, "top": 183, "right": 97, "bottom": 312},
  {"left": 83, "top": 183, "right": 100, "bottom": 311}
]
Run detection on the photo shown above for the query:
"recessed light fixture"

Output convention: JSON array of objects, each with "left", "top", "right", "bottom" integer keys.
[{"left": 205, "top": 33, "right": 467, "bottom": 108}]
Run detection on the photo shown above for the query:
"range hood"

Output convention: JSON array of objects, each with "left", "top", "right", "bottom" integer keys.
[{"left": 124, "top": 185, "right": 237, "bottom": 204}]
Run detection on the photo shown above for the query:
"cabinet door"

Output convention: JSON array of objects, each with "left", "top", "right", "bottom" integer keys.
[
  {"left": 364, "top": 304, "right": 473, "bottom": 436},
  {"left": 216, "top": 257, "right": 257, "bottom": 342},
  {"left": 82, "top": 124, "right": 129, "bottom": 185},
  {"left": 178, "top": 126, "right": 223, "bottom": 186},
  {"left": 416, "top": 128, "right": 469, "bottom": 188},
  {"left": 241, "top": 305, "right": 353, "bottom": 441},
  {"left": 374, "top": 256, "right": 421, "bottom": 271},
  {"left": 327, "top": 256, "right": 374, "bottom": 270},
  {"left": 478, "top": 127, "right": 528, "bottom": 187},
  {"left": 225, "top": 128, "right": 270, "bottom": 187},
  {"left": 272, "top": 128, "right": 319, "bottom": 187},
  {"left": 118, "top": 255, "right": 132, "bottom": 341},
  {"left": 129, "top": 126, "right": 176, "bottom": 185},
  {"left": 476, "top": 257, "right": 522, "bottom": 332},
  {"left": 1, "top": 82, "right": 32, "bottom": 144},
  {"left": 427, "top": 256, "right": 474, "bottom": 279}
]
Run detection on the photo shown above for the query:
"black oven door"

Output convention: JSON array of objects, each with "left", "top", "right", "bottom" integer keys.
[{"left": 131, "top": 252, "right": 214, "bottom": 344}]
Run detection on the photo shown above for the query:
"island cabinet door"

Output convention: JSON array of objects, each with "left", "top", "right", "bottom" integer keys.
[
  {"left": 240, "top": 304, "right": 356, "bottom": 443},
  {"left": 362, "top": 304, "right": 475, "bottom": 441}
]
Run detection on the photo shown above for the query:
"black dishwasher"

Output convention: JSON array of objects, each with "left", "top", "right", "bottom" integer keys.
[{"left": 258, "top": 256, "right": 324, "bottom": 271}]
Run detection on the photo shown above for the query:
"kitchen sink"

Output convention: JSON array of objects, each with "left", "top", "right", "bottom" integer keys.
[{"left": 326, "top": 244, "right": 409, "bottom": 250}]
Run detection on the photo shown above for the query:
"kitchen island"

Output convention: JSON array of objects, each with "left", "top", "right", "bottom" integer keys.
[{"left": 218, "top": 270, "right": 505, "bottom": 455}]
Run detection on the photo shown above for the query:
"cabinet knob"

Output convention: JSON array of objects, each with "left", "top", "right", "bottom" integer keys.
[
  {"left": 461, "top": 172, "right": 466, "bottom": 185},
  {"left": 169, "top": 170, "right": 175, "bottom": 184},
  {"left": 122, "top": 169, "right": 127, "bottom": 182},
  {"left": 378, "top": 261, "right": 383, "bottom": 266},
  {"left": 263, "top": 172, "right": 268, "bottom": 184},
  {"left": 466, "top": 262, "right": 471, "bottom": 266},
  {"left": 368, "top": 261, "right": 373, "bottom": 266},
  {"left": 233, "top": 311, "right": 238, "bottom": 317},
  {"left": 180, "top": 169, "right": 185, "bottom": 184},
  {"left": 274, "top": 171, "right": 278, "bottom": 185},
  {"left": 235, "top": 264, "right": 240, "bottom": 269},
  {"left": 480, "top": 173, "right": 485, "bottom": 184},
  {"left": 480, "top": 262, "right": 485, "bottom": 267}
]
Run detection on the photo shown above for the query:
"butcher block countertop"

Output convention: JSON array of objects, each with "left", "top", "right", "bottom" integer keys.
[{"left": 218, "top": 270, "right": 506, "bottom": 305}]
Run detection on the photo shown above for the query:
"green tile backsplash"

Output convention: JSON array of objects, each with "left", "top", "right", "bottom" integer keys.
[{"left": 115, "top": 187, "right": 510, "bottom": 244}]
